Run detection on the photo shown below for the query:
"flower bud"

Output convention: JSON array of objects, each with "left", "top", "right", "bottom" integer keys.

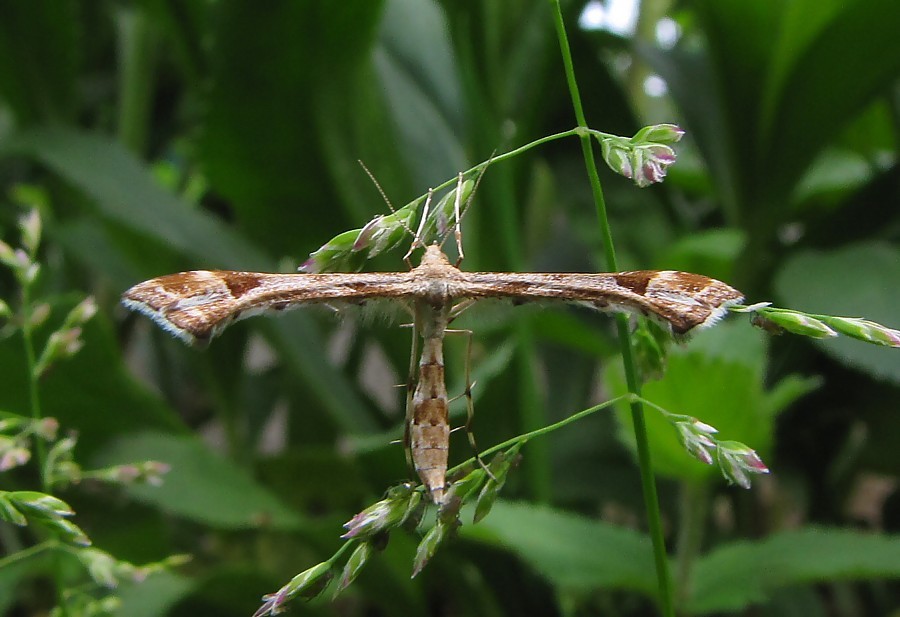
[
  {"left": 20, "top": 260, "right": 40, "bottom": 285},
  {"left": 35, "top": 417, "right": 60, "bottom": 441},
  {"left": 255, "top": 561, "right": 334, "bottom": 615},
  {"left": 443, "top": 466, "right": 486, "bottom": 505},
  {"left": 67, "top": 297, "right": 98, "bottom": 326},
  {"left": 600, "top": 137, "right": 633, "bottom": 180},
  {"left": 717, "top": 441, "right": 769, "bottom": 489},
  {"left": 341, "top": 483, "right": 416, "bottom": 539},
  {"left": 674, "top": 418, "right": 717, "bottom": 465},
  {"left": 0, "top": 495, "right": 27, "bottom": 525},
  {"left": 13, "top": 491, "right": 74, "bottom": 518},
  {"left": 0, "top": 240, "right": 15, "bottom": 267},
  {"left": 35, "top": 329, "right": 84, "bottom": 377},
  {"left": 140, "top": 460, "right": 172, "bottom": 486},
  {"left": 19, "top": 209, "right": 41, "bottom": 255},
  {"left": 632, "top": 144, "right": 677, "bottom": 187},
  {"left": 412, "top": 519, "right": 451, "bottom": 578},
  {"left": 352, "top": 215, "right": 384, "bottom": 252},
  {"left": 823, "top": 317, "right": 900, "bottom": 348},
  {"left": 336, "top": 541, "right": 373, "bottom": 594},
  {"left": 299, "top": 230, "right": 361, "bottom": 273},
  {"left": 0, "top": 446, "right": 31, "bottom": 471},
  {"left": 50, "top": 517, "right": 91, "bottom": 546},
  {"left": 0, "top": 418, "right": 23, "bottom": 432},
  {"left": 755, "top": 309, "right": 836, "bottom": 339},
  {"left": 632, "top": 123, "right": 685, "bottom": 145},
  {"left": 79, "top": 547, "right": 118, "bottom": 588},
  {"left": 599, "top": 135, "right": 678, "bottom": 187},
  {"left": 430, "top": 179, "right": 473, "bottom": 239},
  {"left": 29, "top": 303, "right": 51, "bottom": 328}
]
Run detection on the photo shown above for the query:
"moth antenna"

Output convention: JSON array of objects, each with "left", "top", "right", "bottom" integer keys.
[
  {"left": 358, "top": 159, "right": 398, "bottom": 216},
  {"left": 359, "top": 160, "right": 422, "bottom": 266}
]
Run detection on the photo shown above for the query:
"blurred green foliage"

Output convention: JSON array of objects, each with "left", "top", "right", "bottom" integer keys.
[{"left": 0, "top": 0, "right": 898, "bottom": 615}]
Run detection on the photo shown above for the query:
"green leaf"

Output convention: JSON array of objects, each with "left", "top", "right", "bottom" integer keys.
[
  {"left": 608, "top": 321, "right": 812, "bottom": 483},
  {"left": 0, "top": 128, "right": 382, "bottom": 439},
  {"left": 93, "top": 431, "right": 304, "bottom": 530},
  {"left": 0, "top": 492, "right": 27, "bottom": 526},
  {"left": 756, "top": 0, "right": 900, "bottom": 201},
  {"left": 0, "top": 0, "right": 79, "bottom": 124},
  {"left": 0, "top": 127, "right": 269, "bottom": 270},
  {"left": 654, "top": 0, "right": 900, "bottom": 226},
  {"left": 375, "top": 0, "right": 467, "bottom": 186},
  {"left": 116, "top": 571, "right": 197, "bottom": 617},
  {"left": 200, "top": 0, "right": 386, "bottom": 256},
  {"left": 687, "top": 528, "right": 900, "bottom": 614},
  {"left": 774, "top": 242, "right": 900, "bottom": 383},
  {"left": 461, "top": 501, "right": 656, "bottom": 596},
  {"left": 656, "top": 228, "right": 746, "bottom": 283}
]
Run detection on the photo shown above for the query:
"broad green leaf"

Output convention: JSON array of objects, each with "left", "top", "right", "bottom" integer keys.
[
  {"left": 608, "top": 321, "right": 816, "bottom": 483},
  {"left": 201, "top": 0, "right": 385, "bottom": 257},
  {"left": 792, "top": 147, "right": 881, "bottom": 207},
  {"left": 116, "top": 571, "right": 196, "bottom": 617},
  {"left": 656, "top": 227, "right": 746, "bottom": 283},
  {"left": 0, "top": 0, "right": 78, "bottom": 125},
  {"left": 1, "top": 127, "right": 382, "bottom": 436},
  {"left": 462, "top": 501, "right": 656, "bottom": 596},
  {"left": 657, "top": 0, "right": 900, "bottom": 227},
  {"left": 94, "top": 431, "right": 304, "bottom": 530},
  {"left": 315, "top": 58, "right": 415, "bottom": 228},
  {"left": 756, "top": 0, "right": 900, "bottom": 202},
  {"left": 0, "top": 127, "right": 268, "bottom": 271},
  {"left": 375, "top": 0, "right": 467, "bottom": 187},
  {"left": 774, "top": 243, "right": 900, "bottom": 383},
  {"left": 687, "top": 528, "right": 900, "bottom": 614}
]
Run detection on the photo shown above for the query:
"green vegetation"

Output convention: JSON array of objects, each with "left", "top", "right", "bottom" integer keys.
[{"left": 1, "top": 1, "right": 898, "bottom": 615}]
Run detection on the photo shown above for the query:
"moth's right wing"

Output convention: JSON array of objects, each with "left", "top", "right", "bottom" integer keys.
[{"left": 457, "top": 270, "right": 743, "bottom": 336}]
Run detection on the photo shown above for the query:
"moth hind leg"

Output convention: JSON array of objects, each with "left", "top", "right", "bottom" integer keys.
[{"left": 446, "top": 327, "right": 496, "bottom": 483}]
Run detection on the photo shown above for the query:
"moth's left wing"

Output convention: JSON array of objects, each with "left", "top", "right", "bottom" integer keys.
[
  {"left": 457, "top": 270, "right": 743, "bottom": 335},
  {"left": 122, "top": 270, "right": 416, "bottom": 345}
]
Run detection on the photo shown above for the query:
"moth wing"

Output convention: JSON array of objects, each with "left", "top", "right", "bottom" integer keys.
[
  {"left": 457, "top": 271, "right": 743, "bottom": 335},
  {"left": 122, "top": 270, "right": 416, "bottom": 345}
]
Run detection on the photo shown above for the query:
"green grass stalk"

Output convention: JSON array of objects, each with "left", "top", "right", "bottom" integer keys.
[{"left": 548, "top": 2, "right": 676, "bottom": 615}]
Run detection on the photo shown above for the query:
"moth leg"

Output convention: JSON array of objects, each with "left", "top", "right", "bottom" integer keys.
[
  {"left": 449, "top": 298, "right": 476, "bottom": 322},
  {"left": 403, "top": 318, "right": 420, "bottom": 475},
  {"left": 446, "top": 327, "right": 496, "bottom": 482}
]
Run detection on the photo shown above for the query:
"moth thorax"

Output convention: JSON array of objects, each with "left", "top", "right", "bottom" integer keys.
[{"left": 415, "top": 299, "right": 452, "bottom": 339}]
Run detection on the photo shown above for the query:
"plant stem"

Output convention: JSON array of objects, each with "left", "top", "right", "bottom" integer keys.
[
  {"left": 0, "top": 538, "right": 55, "bottom": 569},
  {"left": 675, "top": 481, "right": 709, "bottom": 607},
  {"left": 549, "top": 2, "right": 675, "bottom": 616},
  {"left": 20, "top": 287, "right": 47, "bottom": 492},
  {"left": 483, "top": 135, "right": 551, "bottom": 504},
  {"left": 453, "top": 395, "right": 631, "bottom": 468},
  {"left": 401, "top": 127, "right": 619, "bottom": 212},
  {"left": 20, "top": 287, "right": 70, "bottom": 616}
]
